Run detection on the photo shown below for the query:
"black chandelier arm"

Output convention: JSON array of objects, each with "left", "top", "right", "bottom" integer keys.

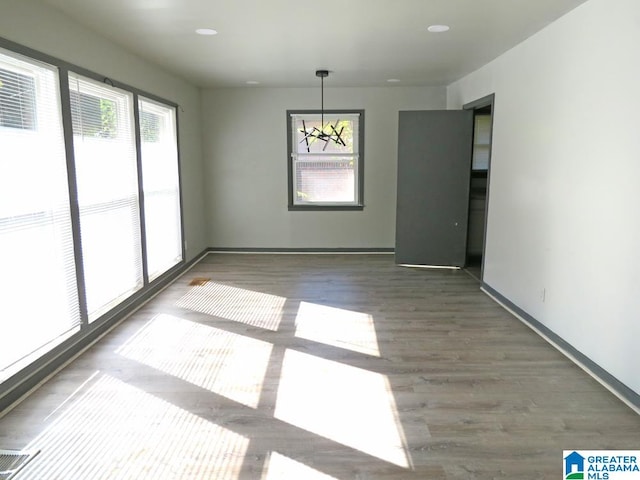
[
  {"left": 329, "top": 124, "right": 346, "bottom": 146},
  {"left": 299, "top": 120, "right": 311, "bottom": 152}
]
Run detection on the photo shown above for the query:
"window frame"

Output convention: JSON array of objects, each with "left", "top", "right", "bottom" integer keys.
[
  {"left": 69, "top": 72, "right": 144, "bottom": 322},
  {"left": 0, "top": 46, "right": 82, "bottom": 380},
  {"left": 0, "top": 35, "right": 186, "bottom": 410},
  {"left": 286, "top": 109, "right": 364, "bottom": 211},
  {"left": 138, "top": 96, "right": 183, "bottom": 281}
]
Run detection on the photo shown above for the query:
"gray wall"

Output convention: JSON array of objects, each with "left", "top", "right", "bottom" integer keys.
[
  {"left": 201, "top": 86, "right": 445, "bottom": 249},
  {"left": 447, "top": 0, "right": 640, "bottom": 396},
  {"left": 0, "top": 0, "right": 208, "bottom": 261}
]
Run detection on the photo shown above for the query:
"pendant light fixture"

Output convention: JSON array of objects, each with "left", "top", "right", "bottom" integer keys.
[{"left": 298, "top": 69, "right": 346, "bottom": 151}]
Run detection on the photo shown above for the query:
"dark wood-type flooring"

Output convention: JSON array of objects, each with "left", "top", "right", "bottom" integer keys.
[{"left": 1, "top": 254, "right": 638, "bottom": 479}]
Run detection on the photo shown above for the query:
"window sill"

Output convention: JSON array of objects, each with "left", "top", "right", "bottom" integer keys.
[{"left": 288, "top": 204, "right": 364, "bottom": 211}]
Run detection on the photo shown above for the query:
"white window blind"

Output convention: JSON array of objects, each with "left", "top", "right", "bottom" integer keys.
[
  {"left": 139, "top": 97, "right": 182, "bottom": 281},
  {"left": 0, "top": 48, "right": 81, "bottom": 378},
  {"left": 290, "top": 113, "right": 360, "bottom": 206},
  {"left": 69, "top": 73, "right": 143, "bottom": 321}
]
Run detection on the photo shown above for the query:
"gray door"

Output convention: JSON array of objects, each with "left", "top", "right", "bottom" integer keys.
[{"left": 395, "top": 110, "right": 473, "bottom": 266}]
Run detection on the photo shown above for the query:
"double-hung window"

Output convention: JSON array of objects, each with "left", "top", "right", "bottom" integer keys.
[{"left": 287, "top": 110, "right": 364, "bottom": 210}]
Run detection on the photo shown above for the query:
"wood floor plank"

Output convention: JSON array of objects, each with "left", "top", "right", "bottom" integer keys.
[{"left": 0, "top": 254, "right": 638, "bottom": 479}]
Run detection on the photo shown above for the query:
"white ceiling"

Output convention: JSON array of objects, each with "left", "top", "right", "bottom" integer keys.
[{"left": 40, "top": 0, "right": 588, "bottom": 88}]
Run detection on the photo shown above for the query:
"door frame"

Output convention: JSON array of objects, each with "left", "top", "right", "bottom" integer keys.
[{"left": 463, "top": 94, "right": 495, "bottom": 280}]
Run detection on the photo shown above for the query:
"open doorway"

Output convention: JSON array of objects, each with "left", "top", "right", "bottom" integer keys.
[{"left": 464, "top": 95, "right": 494, "bottom": 281}]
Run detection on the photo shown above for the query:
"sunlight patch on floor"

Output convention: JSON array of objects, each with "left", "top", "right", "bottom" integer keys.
[
  {"left": 262, "top": 451, "right": 339, "bottom": 480},
  {"left": 274, "top": 350, "right": 411, "bottom": 468},
  {"left": 294, "top": 302, "right": 380, "bottom": 356},
  {"left": 175, "top": 281, "right": 286, "bottom": 331},
  {"left": 22, "top": 373, "right": 248, "bottom": 480},
  {"left": 116, "top": 314, "right": 273, "bottom": 408}
]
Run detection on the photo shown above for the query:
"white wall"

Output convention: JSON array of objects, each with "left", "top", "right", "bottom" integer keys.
[
  {"left": 447, "top": 0, "right": 640, "bottom": 396},
  {"left": 0, "top": 0, "right": 207, "bottom": 261},
  {"left": 201, "top": 86, "right": 445, "bottom": 249}
]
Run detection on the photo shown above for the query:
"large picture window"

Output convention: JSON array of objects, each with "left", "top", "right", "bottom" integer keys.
[
  {"left": 69, "top": 73, "right": 143, "bottom": 321},
  {"left": 0, "top": 39, "right": 184, "bottom": 403},
  {"left": 287, "top": 110, "right": 364, "bottom": 210},
  {"left": 139, "top": 97, "right": 183, "bottom": 281},
  {"left": 0, "top": 48, "right": 81, "bottom": 379}
]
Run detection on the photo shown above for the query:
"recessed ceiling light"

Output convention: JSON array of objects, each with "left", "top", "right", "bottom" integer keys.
[
  {"left": 195, "top": 28, "right": 218, "bottom": 36},
  {"left": 427, "top": 24, "right": 450, "bottom": 33},
  {"left": 387, "top": 79, "right": 401, "bottom": 83},
  {"left": 246, "top": 80, "right": 259, "bottom": 85}
]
